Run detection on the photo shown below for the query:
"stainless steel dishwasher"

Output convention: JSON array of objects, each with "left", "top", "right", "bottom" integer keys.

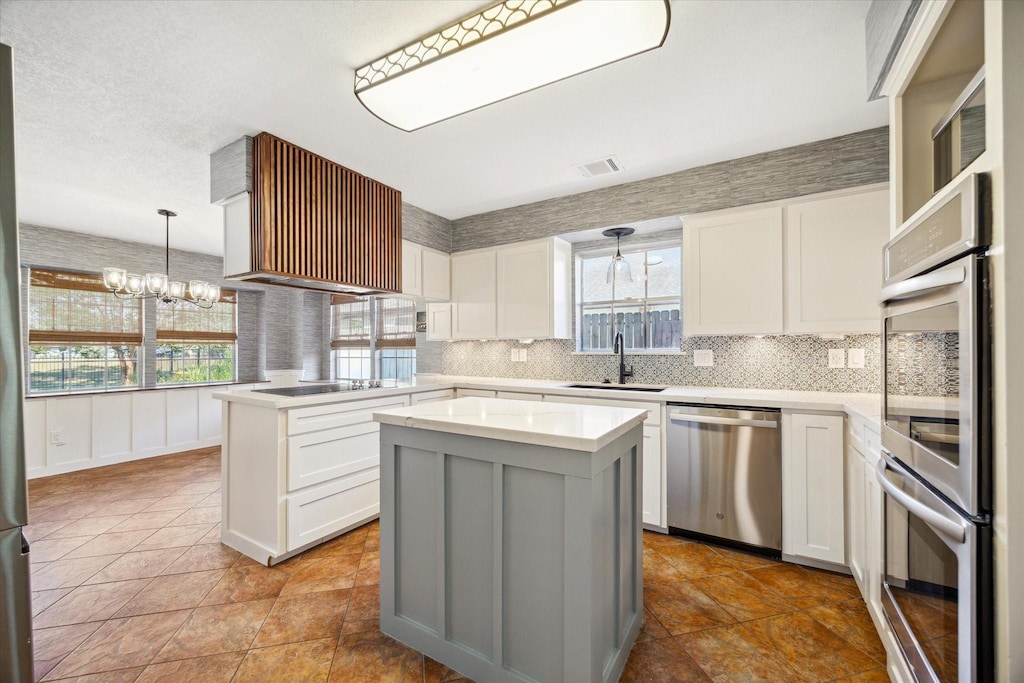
[{"left": 666, "top": 403, "right": 782, "bottom": 555}]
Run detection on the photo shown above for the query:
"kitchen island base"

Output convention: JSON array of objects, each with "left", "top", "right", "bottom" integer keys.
[{"left": 379, "top": 422, "right": 643, "bottom": 683}]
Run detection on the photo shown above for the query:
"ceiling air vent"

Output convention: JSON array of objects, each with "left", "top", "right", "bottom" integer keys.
[{"left": 575, "top": 155, "right": 623, "bottom": 178}]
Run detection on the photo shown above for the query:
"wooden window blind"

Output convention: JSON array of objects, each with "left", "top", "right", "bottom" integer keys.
[
  {"left": 156, "top": 290, "right": 238, "bottom": 342},
  {"left": 330, "top": 295, "right": 372, "bottom": 349},
  {"left": 375, "top": 298, "right": 416, "bottom": 349},
  {"left": 28, "top": 268, "right": 143, "bottom": 345}
]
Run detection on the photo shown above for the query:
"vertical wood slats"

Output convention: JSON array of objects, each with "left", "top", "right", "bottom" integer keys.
[{"left": 248, "top": 132, "right": 402, "bottom": 292}]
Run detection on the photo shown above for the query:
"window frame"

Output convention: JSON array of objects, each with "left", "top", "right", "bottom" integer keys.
[
  {"left": 575, "top": 240, "right": 682, "bottom": 353},
  {"left": 154, "top": 292, "right": 238, "bottom": 387},
  {"left": 330, "top": 296, "right": 416, "bottom": 382}
]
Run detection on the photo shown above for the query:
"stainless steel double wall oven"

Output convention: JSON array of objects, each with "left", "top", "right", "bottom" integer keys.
[{"left": 877, "top": 173, "right": 992, "bottom": 682}]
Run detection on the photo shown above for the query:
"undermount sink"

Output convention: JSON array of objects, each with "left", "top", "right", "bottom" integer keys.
[{"left": 562, "top": 383, "right": 668, "bottom": 393}]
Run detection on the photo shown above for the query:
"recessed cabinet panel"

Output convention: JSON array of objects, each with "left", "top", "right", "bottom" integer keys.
[
  {"left": 451, "top": 249, "right": 497, "bottom": 339},
  {"left": 683, "top": 206, "right": 784, "bottom": 335},
  {"left": 782, "top": 412, "right": 845, "bottom": 564},
  {"left": 421, "top": 248, "right": 451, "bottom": 301},
  {"left": 496, "top": 241, "right": 552, "bottom": 339},
  {"left": 642, "top": 425, "right": 663, "bottom": 528},
  {"left": 426, "top": 303, "right": 452, "bottom": 341},
  {"left": 786, "top": 190, "right": 890, "bottom": 333}
]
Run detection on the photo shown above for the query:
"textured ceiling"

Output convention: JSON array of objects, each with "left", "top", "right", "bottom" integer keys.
[{"left": 0, "top": 0, "right": 887, "bottom": 255}]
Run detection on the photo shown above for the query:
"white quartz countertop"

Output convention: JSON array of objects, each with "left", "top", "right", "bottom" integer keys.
[
  {"left": 213, "top": 374, "right": 939, "bottom": 433},
  {"left": 373, "top": 397, "right": 648, "bottom": 452}
]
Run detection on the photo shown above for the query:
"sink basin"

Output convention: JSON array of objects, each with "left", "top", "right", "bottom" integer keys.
[{"left": 562, "top": 383, "right": 668, "bottom": 393}]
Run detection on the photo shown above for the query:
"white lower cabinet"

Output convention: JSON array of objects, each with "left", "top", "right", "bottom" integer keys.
[
  {"left": 541, "top": 393, "right": 664, "bottom": 529},
  {"left": 221, "top": 394, "right": 409, "bottom": 564},
  {"left": 642, "top": 425, "right": 663, "bottom": 528},
  {"left": 782, "top": 411, "right": 845, "bottom": 564},
  {"left": 846, "top": 442, "right": 868, "bottom": 587}
]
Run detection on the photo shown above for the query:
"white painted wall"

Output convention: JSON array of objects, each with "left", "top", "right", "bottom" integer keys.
[{"left": 23, "top": 384, "right": 252, "bottom": 479}]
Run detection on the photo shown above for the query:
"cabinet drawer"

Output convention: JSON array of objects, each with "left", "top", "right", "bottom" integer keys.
[
  {"left": 410, "top": 389, "right": 455, "bottom": 405},
  {"left": 542, "top": 394, "right": 661, "bottom": 427},
  {"left": 287, "top": 422, "right": 381, "bottom": 492},
  {"left": 286, "top": 469, "right": 380, "bottom": 552},
  {"left": 495, "top": 391, "right": 543, "bottom": 401},
  {"left": 287, "top": 395, "right": 409, "bottom": 435},
  {"left": 456, "top": 388, "right": 497, "bottom": 399}
]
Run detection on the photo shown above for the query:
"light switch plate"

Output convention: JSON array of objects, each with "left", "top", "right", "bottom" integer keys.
[
  {"left": 828, "top": 349, "right": 845, "bottom": 368},
  {"left": 519, "top": 348, "right": 528, "bottom": 362},
  {"left": 511, "top": 349, "right": 518, "bottom": 362},
  {"left": 694, "top": 350, "right": 714, "bottom": 367},
  {"left": 848, "top": 348, "right": 865, "bottom": 369}
]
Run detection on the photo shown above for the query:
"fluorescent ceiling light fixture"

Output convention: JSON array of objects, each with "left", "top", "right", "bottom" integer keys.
[{"left": 354, "top": 0, "right": 671, "bottom": 132}]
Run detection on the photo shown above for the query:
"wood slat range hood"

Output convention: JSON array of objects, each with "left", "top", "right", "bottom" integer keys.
[{"left": 210, "top": 132, "right": 402, "bottom": 295}]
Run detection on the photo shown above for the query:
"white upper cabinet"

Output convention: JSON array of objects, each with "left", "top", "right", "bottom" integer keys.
[
  {"left": 495, "top": 238, "right": 571, "bottom": 340},
  {"left": 451, "top": 248, "right": 497, "bottom": 339},
  {"left": 683, "top": 206, "right": 785, "bottom": 335},
  {"left": 401, "top": 239, "right": 450, "bottom": 301},
  {"left": 421, "top": 247, "right": 451, "bottom": 301},
  {"left": 682, "top": 186, "right": 889, "bottom": 336},
  {"left": 426, "top": 303, "right": 452, "bottom": 341},
  {"left": 785, "top": 189, "right": 889, "bottom": 334},
  {"left": 401, "top": 240, "right": 422, "bottom": 297}
]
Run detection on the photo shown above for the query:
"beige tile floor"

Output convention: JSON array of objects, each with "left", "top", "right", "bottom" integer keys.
[{"left": 25, "top": 447, "right": 889, "bottom": 682}]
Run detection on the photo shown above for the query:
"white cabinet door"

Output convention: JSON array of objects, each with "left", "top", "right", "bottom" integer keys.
[
  {"left": 683, "top": 206, "right": 784, "bottom": 335},
  {"left": 426, "top": 303, "right": 452, "bottom": 341},
  {"left": 864, "top": 451, "right": 885, "bottom": 621},
  {"left": 846, "top": 444, "right": 867, "bottom": 589},
  {"left": 451, "top": 249, "right": 496, "bottom": 339},
  {"left": 401, "top": 240, "right": 423, "bottom": 297},
  {"left": 785, "top": 189, "right": 889, "bottom": 334},
  {"left": 495, "top": 238, "right": 571, "bottom": 339},
  {"left": 421, "top": 247, "right": 451, "bottom": 301},
  {"left": 782, "top": 412, "right": 845, "bottom": 564},
  {"left": 642, "top": 425, "right": 663, "bottom": 528}
]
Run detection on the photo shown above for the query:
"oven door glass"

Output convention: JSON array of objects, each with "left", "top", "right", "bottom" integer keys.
[
  {"left": 882, "top": 255, "right": 984, "bottom": 515},
  {"left": 879, "top": 452, "right": 990, "bottom": 683}
]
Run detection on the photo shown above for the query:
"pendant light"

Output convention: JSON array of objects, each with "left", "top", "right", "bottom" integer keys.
[
  {"left": 603, "top": 227, "right": 635, "bottom": 284},
  {"left": 103, "top": 209, "right": 220, "bottom": 308}
]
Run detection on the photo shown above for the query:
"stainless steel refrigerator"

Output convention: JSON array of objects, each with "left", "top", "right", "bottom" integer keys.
[{"left": 0, "top": 42, "right": 35, "bottom": 682}]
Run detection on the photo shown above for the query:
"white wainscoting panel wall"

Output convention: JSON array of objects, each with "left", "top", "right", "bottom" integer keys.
[{"left": 23, "top": 384, "right": 252, "bottom": 478}]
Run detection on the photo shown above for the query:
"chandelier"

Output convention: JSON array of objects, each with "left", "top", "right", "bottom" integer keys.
[{"left": 102, "top": 209, "right": 220, "bottom": 308}]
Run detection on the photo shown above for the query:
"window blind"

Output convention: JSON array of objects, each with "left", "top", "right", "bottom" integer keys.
[
  {"left": 155, "top": 290, "right": 237, "bottom": 342},
  {"left": 28, "top": 268, "right": 143, "bottom": 345},
  {"left": 330, "top": 295, "right": 372, "bottom": 349},
  {"left": 375, "top": 297, "right": 416, "bottom": 349}
]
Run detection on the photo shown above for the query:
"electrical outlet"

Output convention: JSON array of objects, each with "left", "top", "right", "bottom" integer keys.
[
  {"left": 49, "top": 430, "right": 65, "bottom": 445},
  {"left": 519, "top": 348, "right": 528, "bottom": 362},
  {"left": 694, "top": 350, "right": 713, "bottom": 367},
  {"left": 510, "top": 349, "right": 518, "bottom": 362},
  {"left": 828, "top": 349, "right": 845, "bottom": 368},
  {"left": 848, "top": 348, "right": 865, "bottom": 369}
]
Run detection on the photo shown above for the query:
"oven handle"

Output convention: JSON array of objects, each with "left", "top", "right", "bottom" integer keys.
[
  {"left": 668, "top": 413, "right": 778, "bottom": 429},
  {"left": 876, "top": 458, "right": 967, "bottom": 543},
  {"left": 878, "top": 266, "right": 966, "bottom": 305}
]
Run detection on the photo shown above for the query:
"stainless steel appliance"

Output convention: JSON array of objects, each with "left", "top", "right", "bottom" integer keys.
[
  {"left": 933, "top": 67, "right": 986, "bottom": 192},
  {"left": 666, "top": 403, "right": 782, "bottom": 555},
  {"left": 878, "top": 172, "right": 992, "bottom": 682},
  {"left": 0, "top": 42, "right": 34, "bottom": 682}
]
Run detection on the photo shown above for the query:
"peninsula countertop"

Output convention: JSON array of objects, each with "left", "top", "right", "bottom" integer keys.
[{"left": 372, "top": 396, "right": 648, "bottom": 452}]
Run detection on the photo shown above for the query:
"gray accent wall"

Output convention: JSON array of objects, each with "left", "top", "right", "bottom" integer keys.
[
  {"left": 451, "top": 127, "right": 889, "bottom": 252},
  {"left": 865, "top": 0, "right": 921, "bottom": 100},
  {"left": 403, "top": 203, "right": 452, "bottom": 253}
]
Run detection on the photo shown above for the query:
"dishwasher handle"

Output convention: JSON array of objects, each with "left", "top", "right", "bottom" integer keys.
[{"left": 668, "top": 412, "right": 778, "bottom": 429}]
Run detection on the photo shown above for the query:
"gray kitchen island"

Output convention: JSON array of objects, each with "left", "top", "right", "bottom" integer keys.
[{"left": 373, "top": 397, "right": 647, "bottom": 683}]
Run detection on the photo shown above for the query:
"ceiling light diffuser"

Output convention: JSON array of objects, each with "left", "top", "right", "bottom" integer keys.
[{"left": 354, "top": 0, "right": 671, "bottom": 132}]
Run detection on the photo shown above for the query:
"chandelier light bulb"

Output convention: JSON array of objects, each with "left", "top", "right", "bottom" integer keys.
[
  {"left": 103, "top": 268, "right": 127, "bottom": 291},
  {"left": 146, "top": 272, "right": 169, "bottom": 295},
  {"left": 168, "top": 281, "right": 186, "bottom": 300},
  {"left": 125, "top": 273, "right": 146, "bottom": 295},
  {"left": 189, "top": 280, "right": 209, "bottom": 301},
  {"left": 205, "top": 285, "right": 221, "bottom": 302}
]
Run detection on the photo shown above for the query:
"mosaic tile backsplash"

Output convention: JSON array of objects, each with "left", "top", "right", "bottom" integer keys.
[{"left": 441, "top": 335, "right": 883, "bottom": 393}]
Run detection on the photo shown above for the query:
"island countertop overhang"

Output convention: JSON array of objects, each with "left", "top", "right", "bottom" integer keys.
[{"left": 373, "top": 396, "right": 647, "bottom": 452}]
